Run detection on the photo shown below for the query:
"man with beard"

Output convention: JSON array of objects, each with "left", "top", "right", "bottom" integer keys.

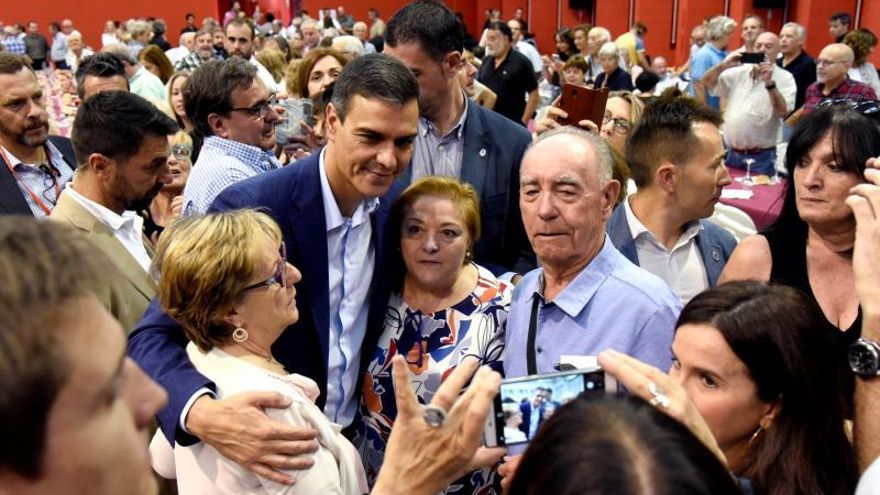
[
  {"left": 225, "top": 18, "right": 282, "bottom": 92},
  {"left": 385, "top": 0, "right": 535, "bottom": 275},
  {"left": 0, "top": 53, "right": 78, "bottom": 217},
  {"left": 50, "top": 91, "right": 178, "bottom": 332},
  {"left": 174, "top": 28, "right": 216, "bottom": 72},
  {"left": 477, "top": 21, "right": 538, "bottom": 125},
  {"left": 181, "top": 57, "right": 282, "bottom": 214}
]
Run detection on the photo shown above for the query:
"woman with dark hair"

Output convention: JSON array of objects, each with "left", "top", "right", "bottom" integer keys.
[
  {"left": 721, "top": 103, "right": 880, "bottom": 398},
  {"left": 358, "top": 176, "right": 511, "bottom": 493},
  {"left": 287, "top": 47, "right": 347, "bottom": 99},
  {"left": 667, "top": 281, "right": 857, "bottom": 495},
  {"left": 542, "top": 28, "right": 577, "bottom": 86},
  {"left": 503, "top": 281, "right": 858, "bottom": 495},
  {"left": 508, "top": 395, "right": 742, "bottom": 495}
]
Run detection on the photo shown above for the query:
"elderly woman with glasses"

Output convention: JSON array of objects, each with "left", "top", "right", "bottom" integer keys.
[
  {"left": 143, "top": 131, "right": 192, "bottom": 244},
  {"left": 148, "top": 209, "right": 368, "bottom": 494},
  {"left": 357, "top": 177, "right": 512, "bottom": 493}
]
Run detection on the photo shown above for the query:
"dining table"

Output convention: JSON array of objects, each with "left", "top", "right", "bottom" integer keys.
[{"left": 720, "top": 167, "right": 787, "bottom": 230}]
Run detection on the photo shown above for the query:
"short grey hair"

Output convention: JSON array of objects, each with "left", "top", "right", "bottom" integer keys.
[
  {"left": 331, "top": 35, "right": 363, "bottom": 57},
  {"left": 530, "top": 127, "right": 613, "bottom": 186},
  {"left": 706, "top": 16, "right": 736, "bottom": 41},
  {"left": 590, "top": 27, "right": 611, "bottom": 43},
  {"left": 598, "top": 41, "right": 619, "bottom": 58},
  {"left": 781, "top": 22, "right": 806, "bottom": 41}
]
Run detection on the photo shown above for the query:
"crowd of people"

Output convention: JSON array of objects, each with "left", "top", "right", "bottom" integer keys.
[{"left": 3, "top": 1, "right": 880, "bottom": 494}]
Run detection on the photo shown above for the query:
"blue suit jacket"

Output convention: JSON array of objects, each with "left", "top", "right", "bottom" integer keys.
[
  {"left": 518, "top": 401, "right": 543, "bottom": 438},
  {"left": 128, "top": 152, "right": 396, "bottom": 444},
  {"left": 606, "top": 204, "right": 737, "bottom": 286},
  {"left": 398, "top": 103, "right": 536, "bottom": 275}
]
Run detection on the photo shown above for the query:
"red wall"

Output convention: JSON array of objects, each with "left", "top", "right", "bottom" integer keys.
[
  {"left": 2, "top": 0, "right": 876, "bottom": 66},
  {"left": 2, "top": 0, "right": 219, "bottom": 52}
]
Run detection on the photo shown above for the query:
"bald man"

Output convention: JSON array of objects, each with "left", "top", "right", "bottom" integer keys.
[
  {"left": 797, "top": 43, "right": 876, "bottom": 118},
  {"left": 714, "top": 32, "right": 796, "bottom": 175}
]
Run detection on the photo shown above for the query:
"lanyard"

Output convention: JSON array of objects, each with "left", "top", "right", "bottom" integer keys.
[{"left": 0, "top": 145, "right": 60, "bottom": 216}]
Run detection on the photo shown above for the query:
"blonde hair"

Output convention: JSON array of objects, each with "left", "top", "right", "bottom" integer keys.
[
  {"left": 153, "top": 210, "right": 282, "bottom": 351},
  {"left": 255, "top": 48, "right": 287, "bottom": 83}
]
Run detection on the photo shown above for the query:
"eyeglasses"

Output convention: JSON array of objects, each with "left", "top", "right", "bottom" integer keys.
[
  {"left": 230, "top": 93, "right": 279, "bottom": 120},
  {"left": 603, "top": 112, "right": 633, "bottom": 134},
  {"left": 816, "top": 97, "right": 880, "bottom": 118},
  {"left": 242, "top": 242, "right": 287, "bottom": 292},
  {"left": 40, "top": 163, "right": 60, "bottom": 206},
  {"left": 171, "top": 144, "right": 192, "bottom": 161},
  {"left": 815, "top": 59, "right": 846, "bottom": 67}
]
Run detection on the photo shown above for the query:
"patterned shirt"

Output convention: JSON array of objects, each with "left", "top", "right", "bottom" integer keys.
[
  {"left": 1, "top": 37, "right": 26, "bottom": 55},
  {"left": 182, "top": 136, "right": 281, "bottom": 215},
  {"left": 357, "top": 264, "right": 511, "bottom": 493},
  {"left": 802, "top": 77, "right": 878, "bottom": 113},
  {"left": 174, "top": 51, "right": 210, "bottom": 72}
]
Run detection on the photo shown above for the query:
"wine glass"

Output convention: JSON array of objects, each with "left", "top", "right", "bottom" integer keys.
[{"left": 736, "top": 158, "right": 755, "bottom": 186}]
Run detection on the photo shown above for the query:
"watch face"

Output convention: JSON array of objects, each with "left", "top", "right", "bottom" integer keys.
[{"left": 849, "top": 341, "right": 880, "bottom": 376}]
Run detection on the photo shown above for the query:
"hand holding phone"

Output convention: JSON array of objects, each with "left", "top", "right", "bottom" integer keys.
[
  {"left": 483, "top": 367, "right": 618, "bottom": 448},
  {"left": 556, "top": 84, "right": 609, "bottom": 129},
  {"left": 739, "top": 52, "right": 765, "bottom": 64}
]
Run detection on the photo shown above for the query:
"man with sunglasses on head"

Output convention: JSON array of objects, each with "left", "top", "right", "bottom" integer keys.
[
  {"left": 180, "top": 57, "right": 282, "bottom": 214},
  {"left": 0, "top": 53, "right": 78, "bottom": 217},
  {"left": 50, "top": 90, "right": 179, "bottom": 333},
  {"left": 787, "top": 43, "right": 876, "bottom": 126},
  {"left": 606, "top": 96, "right": 737, "bottom": 304}
]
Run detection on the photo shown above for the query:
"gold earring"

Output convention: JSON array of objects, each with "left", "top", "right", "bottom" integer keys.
[{"left": 232, "top": 327, "right": 248, "bottom": 343}]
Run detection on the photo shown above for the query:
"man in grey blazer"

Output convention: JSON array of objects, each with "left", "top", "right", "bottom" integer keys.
[
  {"left": 385, "top": 0, "right": 535, "bottom": 276},
  {"left": 607, "top": 96, "right": 737, "bottom": 302}
]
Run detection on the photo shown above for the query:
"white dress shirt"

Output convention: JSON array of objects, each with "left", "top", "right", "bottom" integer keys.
[
  {"left": 624, "top": 198, "right": 708, "bottom": 303},
  {"left": 63, "top": 185, "right": 152, "bottom": 272},
  {"left": 319, "top": 149, "right": 377, "bottom": 427}
]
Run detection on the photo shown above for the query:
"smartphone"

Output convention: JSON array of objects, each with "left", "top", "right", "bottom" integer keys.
[
  {"left": 483, "top": 367, "right": 618, "bottom": 448},
  {"left": 739, "top": 52, "right": 765, "bottom": 64},
  {"left": 556, "top": 84, "right": 609, "bottom": 128},
  {"left": 275, "top": 98, "right": 314, "bottom": 147}
]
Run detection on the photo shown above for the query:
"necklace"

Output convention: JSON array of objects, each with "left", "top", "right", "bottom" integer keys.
[{"left": 232, "top": 343, "right": 287, "bottom": 373}]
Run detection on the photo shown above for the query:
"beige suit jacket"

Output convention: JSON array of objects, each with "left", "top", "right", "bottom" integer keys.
[{"left": 50, "top": 191, "right": 155, "bottom": 333}]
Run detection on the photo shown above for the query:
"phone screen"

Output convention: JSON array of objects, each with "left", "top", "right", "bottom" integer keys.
[
  {"left": 740, "top": 52, "right": 765, "bottom": 64},
  {"left": 486, "top": 369, "right": 613, "bottom": 447}
]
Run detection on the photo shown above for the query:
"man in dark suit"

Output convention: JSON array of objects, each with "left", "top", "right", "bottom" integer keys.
[
  {"left": 128, "top": 53, "right": 420, "bottom": 485},
  {"left": 518, "top": 388, "right": 545, "bottom": 439},
  {"left": 0, "top": 53, "right": 77, "bottom": 217},
  {"left": 384, "top": 0, "right": 535, "bottom": 276},
  {"left": 606, "top": 97, "right": 737, "bottom": 302}
]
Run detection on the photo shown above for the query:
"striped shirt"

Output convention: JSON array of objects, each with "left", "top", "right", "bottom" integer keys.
[
  {"left": 182, "top": 135, "right": 281, "bottom": 215},
  {"left": 2, "top": 141, "right": 74, "bottom": 218}
]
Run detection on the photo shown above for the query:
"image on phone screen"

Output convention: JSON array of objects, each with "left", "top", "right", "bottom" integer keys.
[{"left": 484, "top": 368, "right": 616, "bottom": 447}]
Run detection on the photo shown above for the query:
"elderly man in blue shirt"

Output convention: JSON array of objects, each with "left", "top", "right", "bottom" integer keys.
[{"left": 505, "top": 127, "right": 680, "bottom": 381}]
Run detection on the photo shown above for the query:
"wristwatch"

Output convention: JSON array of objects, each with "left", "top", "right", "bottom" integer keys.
[
  {"left": 765, "top": 83, "right": 777, "bottom": 90},
  {"left": 849, "top": 337, "right": 880, "bottom": 378}
]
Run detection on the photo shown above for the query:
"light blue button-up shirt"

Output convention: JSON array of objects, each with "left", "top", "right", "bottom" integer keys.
[
  {"left": 318, "top": 149, "right": 378, "bottom": 426},
  {"left": 182, "top": 136, "right": 281, "bottom": 215},
  {"left": 504, "top": 235, "right": 681, "bottom": 379}
]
